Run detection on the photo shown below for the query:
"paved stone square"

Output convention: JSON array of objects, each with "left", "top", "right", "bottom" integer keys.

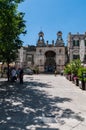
[{"left": 0, "top": 74, "right": 86, "bottom": 130}]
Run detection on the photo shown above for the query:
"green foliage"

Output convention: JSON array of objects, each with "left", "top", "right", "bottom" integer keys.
[
  {"left": 64, "top": 63, "right": 71, "bottom": 74},
  {"left": 33, "top": 66, "right": 39, "bottom": 74},
  {"left": 0, "top": 0, "right": 26, "bottom": 63},
  {"left": 0, "top": 0, "right": 24, "bottom": 3},
  {"left": 0, "top": 0, "right": 26, "bottom": 81},
  {"left": 78, "top": 67, "right": 86, "bottom": 81},
  {"left": 70, "top": 59, "right": 81, "bottom": 75},
  {"left": 64, "top": 59, "right": 81, "bottom": 75}
]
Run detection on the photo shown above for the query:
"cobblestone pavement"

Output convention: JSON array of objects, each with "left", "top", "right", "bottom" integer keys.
[{"left": 0, "top": 74, "right": 86, "bottom": 130}]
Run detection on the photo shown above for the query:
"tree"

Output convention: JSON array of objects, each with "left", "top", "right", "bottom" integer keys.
[{"left": 0, "top": 0, "right": 26, "bottom": 81}]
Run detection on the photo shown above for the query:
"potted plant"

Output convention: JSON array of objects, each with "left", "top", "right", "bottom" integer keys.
[
  {"left": 73, "top": 76, "right": 79, "bottom": 86},
  {"left": 78, "top": 67, "right": 86, "bottom": 90},
  {"left": 70, "top": 59, "right": 81, "bottom": 85},
  {"left": 64, "top": 59, "right": 81, "bottom": 83},
  {"left": 64, "top": 64, "right": 71, "bottom": 80}
]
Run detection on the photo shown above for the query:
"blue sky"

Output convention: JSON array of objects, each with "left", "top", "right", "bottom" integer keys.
[{"left": 18, "top": 0, "right": 86, "bottom": 46}]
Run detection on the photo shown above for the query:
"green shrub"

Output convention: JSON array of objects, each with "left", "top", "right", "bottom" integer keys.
[
  {"left": 70, "top": 59, "right": 81, "bottom": 75},
  {"left": 64, "top": 59, "right": 81, "bottom": 76},
  {"left": 78, "top": 67, "right": 86, "bottom": 81},
  {"left": 64, "top": 64, "right": 71, "bottom": 74}
]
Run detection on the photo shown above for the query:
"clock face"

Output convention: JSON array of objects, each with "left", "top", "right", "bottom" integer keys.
[{"left": 80, "top": 40, "right": 85, "bottom": 62}]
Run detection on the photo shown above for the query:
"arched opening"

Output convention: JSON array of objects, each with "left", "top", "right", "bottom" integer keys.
[{"left": 44, "top": 51, "right": 56, "bottom": 72}]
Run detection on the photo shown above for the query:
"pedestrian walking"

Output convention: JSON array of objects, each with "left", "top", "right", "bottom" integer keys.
[
  {"left": 19, "top": 68, "right": 23, "bottom": 84},
  {"left": 16, "top": 68, "right": 21, "bottom": 80},
  {"left": 54, "top": 70, "right": 57, "bottom": 76},
  {"left": 11, "top": 67, "right": 17, "bottom": 82}
]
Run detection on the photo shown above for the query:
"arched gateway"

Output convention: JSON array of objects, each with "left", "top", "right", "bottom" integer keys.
[
  {"left": 17, "top": 31, "right": 66, "bottom": 73},
  {"left": 45, "top": 51, "right": 56, "bottom": 72}
]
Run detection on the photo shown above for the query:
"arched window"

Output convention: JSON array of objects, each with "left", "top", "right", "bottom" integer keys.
[
  {"left": 73, "top": 40, "right": 79, "bottom": 46},
  {"left": 39, "top": 49, "right": 42, "bottom": 53},
  {"left": 59, "top": 59, "right": 61, "bottom": 65},
  {"left": 59, "top": 49, "right": 62, "bottom": 54},
  {"left": 85, "top": 40, "right": 86, "bottom": 46},
  {"left": 40, "top": 59, "right": 42, "bottom": 65}
]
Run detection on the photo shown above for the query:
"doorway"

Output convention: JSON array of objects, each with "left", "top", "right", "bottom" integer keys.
[{"left": 45, "top": 51, "right": 56, "bottom": 73}]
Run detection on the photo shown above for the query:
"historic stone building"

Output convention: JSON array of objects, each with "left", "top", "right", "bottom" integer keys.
[
  {"left": 16, "top": 31, "right": 86, "bottom": 72},
  {"left": 16, "top": 31, "right": 67, "bottom": 73},
  {"left": 67, "top": 32, "right": 86, "bottom": 63}
]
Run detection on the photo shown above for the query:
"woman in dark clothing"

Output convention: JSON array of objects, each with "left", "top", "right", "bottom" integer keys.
[{"left": 19, "top": 69, "right": 23, "bottom": 84}]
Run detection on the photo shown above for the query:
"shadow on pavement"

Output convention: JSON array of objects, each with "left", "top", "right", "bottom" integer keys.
[
  {"left": 0, "top": 80, "right": 84, "bottom": 130},
  {"left": 36, "top": 128, "right": 58, "bottom": 130}
]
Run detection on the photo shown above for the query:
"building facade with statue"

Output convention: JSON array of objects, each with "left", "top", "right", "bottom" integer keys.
[{"left": 16, "top": 31, "right": 67, "bottom": 73}]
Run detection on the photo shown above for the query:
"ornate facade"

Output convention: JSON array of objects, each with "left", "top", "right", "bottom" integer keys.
[
  {"left": 16, "top": 31, "right": 67, "bottom": 73},
  {"left": 16, "top": 31, "right": 86, "bottom": 72},
  {"left": 67, "top": 32, "right": 86, "bottom": 63}
]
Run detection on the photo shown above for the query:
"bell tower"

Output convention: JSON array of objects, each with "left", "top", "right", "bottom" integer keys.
[
  {"left": 37, "top": 31, "right": 45, "bottom": 47},
  {"left": 55, "top": 31, "right": 64, "bottom": 46}
]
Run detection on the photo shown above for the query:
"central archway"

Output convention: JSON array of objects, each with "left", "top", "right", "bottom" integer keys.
[{"left": 44, "top": 51, "right": 56, "bottom": 72}]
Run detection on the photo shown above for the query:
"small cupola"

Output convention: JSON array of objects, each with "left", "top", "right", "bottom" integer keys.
[
  {"left": 37, "top": 31, "right": 45, "bottom": 47},
  {"left": 55, "top": 31, "right": 64, "bottom": 46}
]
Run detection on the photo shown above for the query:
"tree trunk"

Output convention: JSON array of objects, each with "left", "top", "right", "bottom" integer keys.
[
  {"left": 7, "top": 62, "right": 10, "bottom": 82},
  {"left": 1, "top": 62, "right": 4, "bottom": 78}
]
